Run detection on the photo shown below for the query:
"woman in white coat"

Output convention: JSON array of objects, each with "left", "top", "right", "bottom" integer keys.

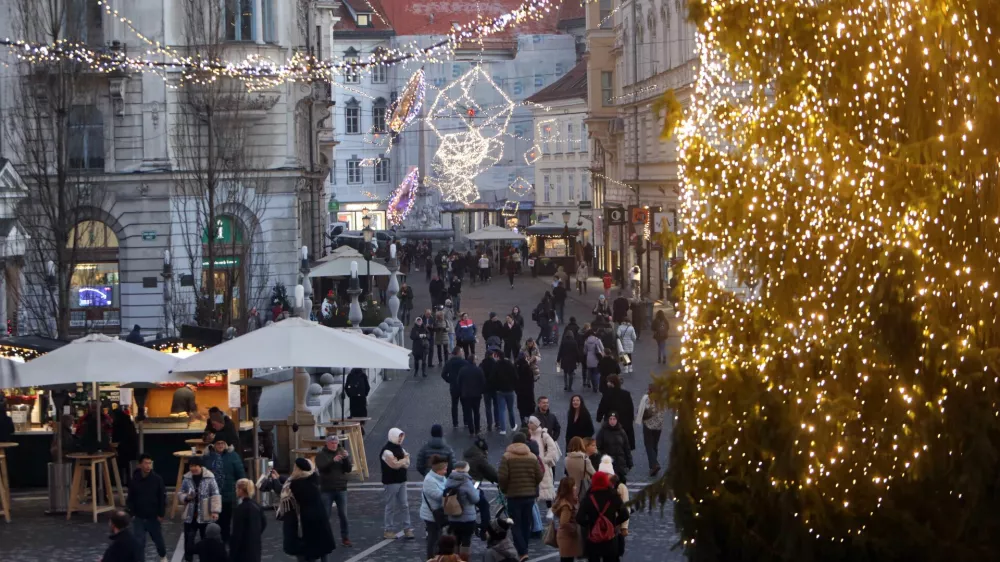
[
  {"left": 527, "top": 415, "right": 562, "bottom": 518},
  {"left": 616, "top": 320, "right": 637, "bottom": 374}
]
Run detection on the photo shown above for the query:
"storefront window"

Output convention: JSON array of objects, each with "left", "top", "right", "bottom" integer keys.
[{"left": 67, "top": 220, "right": 120, "bottom": 330}]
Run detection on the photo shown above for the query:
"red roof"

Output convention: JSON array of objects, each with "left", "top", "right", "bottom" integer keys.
[
  {"left": 334, "top": 0, "right": 394, "bottom": 32},
  {"left": 525, "top": 59, "right": 587, "bottom": 104},
  {"left": 557, "top": 1, "right": 585, "bottom": 24},
  {"left": 376, "top": 0, "right": 562, "bottom": 37}
]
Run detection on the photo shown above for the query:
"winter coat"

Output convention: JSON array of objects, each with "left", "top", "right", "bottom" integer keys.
[
  {"left": 463, "top": 444, "right": 499, "bottom": 483},
  {"left": 492, "top": 358, "right": 518, "bottom": 393},
  {"left": 441, "top": 356, "right": 468, "bottom": 396},
  {"left": 178, "top": 469, "right": 223, "bottom": 524},
  {"left": 444, "top": 471, "right": 481, "bottom": 523},
  {"left": 444, "top": 308, "right": 457, "bottom": 334},
  {"left": 510, "top": 312, "right": 526, "bottom": 331},
  {"left": 456, "top": 319, "right": 477, "bottom": 343},
  {"left": 522, "top": 345, "right": 541, "bottom": 378},
  {"left": 583, "top": 335, "right": 605, "bottom": 369},
  {"left": 420, "top": 471, "right": 447, "bottom": 522},
  {"left": 399, "top": 286, "right": 414, "bottom": 310},
  {"left": 577, "top": 488, "right": 629, "bottom": 558},
  {"left": 482, "top": 318, "right": 504, "bottom": 342},
  {"left": 125, "top": 325, "right": 144, "bottom": 344},
  {"left": 380, "top": 429, "right": 411, "bottom": 484},
  {"left": 411, "top": 324, "right": 431, "bottom": 355},
  {"left": 514, "top": 359, "right": 536, "bottom": 416},
  {"left": 345, "top": 368, "right": 370, "bottom": 418},
  {"left": 612, "top": 297, "right": 630, "bottom": 323},
  {"left": 565, "top": 408, "right": 596, "bottom": 447},
  {"left": 429, "top": 278, "right": 445, "bottom": 300},
  {"left": 529, "top": 427, "right": 560, "bottom": 501},
  {"left": 497, "top": 442, "right": 543, "bottom": 499},
  {"left": 457, "top": 363, "right": 486, "bottom": 399},
  {"left": 597, "top": 388, "right": 635, "bottom": 428},
  {"left": 597, "top": 357, "right": 621, "bottom": 392},
  {"left": 557, "top": 335, "right": 581, "bottom": 373},
  {"left": 416, "top": 437, "right": 456, "bottom": 476},
  {"left": 127, "top": 469, "right": 166, "bottom": 519},
  {"left": 479, "top": 356, "right": 498, "bottom": 393},
  {"left": 552, "top": 284, "right": 568, "bottom": 305},
  {"left": 202, "top": 449, "right": 245, "bottom": 505},
  {"left": 502, "top": 322, "right": 522, "bottom": 348},
  {"left": 636, "top": 394, "right": 666, "bottom": 431},
  {"left": 191, "top": 527, "right": 228, "bottom": 562},
  {"left": 283, "top": 473, "right": 336, "bottom": 559},
  {"left": 616, "top": 323, "right": 637, "bottom": 354},
  {"left": 533, "top": 408, "right": 562, "bottom": 441},
  {"left": 564, "top": 451, "right": 595, "bottom": 500},
  {"left": 230, "top": 498, "right": 266, "bottom": 562},
  {"left": 101, "top": 528, "right": 140, "bottom": 562},
  {"left": 553, "top": 498, "right": 584, "bottom": 558},
  {"left": 652, "top": 315, "right": 670, "bottom": 342},
  {"left": 595, "top": 422, "right": 633, "bottom": 476},
  {"left": 316, "top": 446, "right": 353, "bottom": 492},
  {"left": 598, "top": 328, "right": 618, "bottom": 361},
  {"left": 433, "top": 315, "right": 451, "bottom": 345}
]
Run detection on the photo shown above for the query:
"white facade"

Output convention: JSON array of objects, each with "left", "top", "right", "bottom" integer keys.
[
  {"left": 0, "top": 0, "right": 335, "bottom": 336},
  {"left": 531, "top": 98, "right": 592, "bottom": 228}
]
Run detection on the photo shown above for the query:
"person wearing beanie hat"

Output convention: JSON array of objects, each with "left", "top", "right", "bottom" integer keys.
[
  {"left": 463, "top": 436, "right": 497, "bottom": 536},
  {"left": 527, "top": 415, "right": 562, "bottom": 519},
  {"left": 417, "top": 424, "right": 456, "bottom": 476},
  {"left": 316, "top": 434, "right": 353, "bottom": 546},
  {"left": 201, "top": 435, "right": 245, "bottom": 543},
  {"left": 595, "top": 411, "right": 633, "bottom": 484},
  {"left": 484, "top": 515, "right": 518, "bottom": 562},
  {"left": 381, "top": 428, "right": 415, "bottom": 539},
  {"left": 190, "top": 522, "right": 228, "bottom": 562},
  {"left": 482, "top": 311, "right": 503, "bottom": 347},
  {"left": 275, "top": 455, "right": 336, "bottom": 560}
]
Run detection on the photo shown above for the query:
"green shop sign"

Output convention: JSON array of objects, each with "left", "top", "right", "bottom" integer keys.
[
  {"left": 328, "top": 199, "right": 340, "bottom": 212},
  {"left": 201, "top": 216, "right": 244, "bottom": 244},
  {"left": 202, "top": 256, "right": 241, "bottom": 268}
]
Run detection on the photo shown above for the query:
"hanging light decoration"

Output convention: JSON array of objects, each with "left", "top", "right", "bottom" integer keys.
[{"left": 387, "top": 167, "right": 421, "bottom": 225}]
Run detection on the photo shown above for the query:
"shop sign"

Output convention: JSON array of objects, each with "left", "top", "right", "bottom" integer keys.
[
  {"left": 141, "top": 231, "right": 157, "bottom": 241},
  {"left": 578, "top": 200, "right": 593, "bottom": 210},
  {"left": 607, "top": 208, "right": 626, "bottom": 225},
  {"left": 201, "top": 216, "right": 244, "bottom": 244},
  {"left": 630, "top": 206, "right": 649, "bottom": 224},
  {"left": 328, "top": 199, "right": 340, "bottom": 213},
  {"left": 201, "top": 256, "right": 241, "bottom": 268}
]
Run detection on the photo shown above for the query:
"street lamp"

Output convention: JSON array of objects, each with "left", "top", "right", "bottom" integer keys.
[
  {"left": 633, "top": 219, "right": 645, "bottom": 300},
  {"left": 562, "top": 210, "right": 572, "bottom": 258},
  {"left": 361, "top": 215, "right": 374, "bottom": 301}
]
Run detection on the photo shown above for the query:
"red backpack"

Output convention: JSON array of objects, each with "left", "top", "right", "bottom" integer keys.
[{"left": 587, "top": 496, "right": 617, "bottom": 543}]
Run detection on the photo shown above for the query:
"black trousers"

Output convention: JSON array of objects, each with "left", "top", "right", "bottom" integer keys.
[
  {"left": 451, "top": 393, "right": 462, "bottom": 427},
  {"left": 461, "top": 395, "right": 481, "bottom": 434},
  {"left": 218, "top": 501, "right": 233, "bottom": 542},
  {"left": 459, "top": 341, "right": 475, "bottom": 359},
  {"left": 504, "top": 342, "right": 520, "bottom": 360},
  {"left": 183, "top": 522, "right": 206, "bottom": 562}
]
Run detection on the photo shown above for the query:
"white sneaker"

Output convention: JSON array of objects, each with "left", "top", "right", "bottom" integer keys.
[
  {"left": 511, "top": 423, "right": 519, "bottom": 433},
  {"left": 546, "top": 508, "right": 554, "bottom": 520},
  {"left": 161, "top": 558, "right": 169, "bottom": 562},
  {"left": 499, "top": 430, "right": 507, "bottom": 435}
]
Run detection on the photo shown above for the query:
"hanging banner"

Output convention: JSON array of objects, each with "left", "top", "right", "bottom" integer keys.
[
  {"left": 227, "top": 369, "right": 241, "bottom": 410},
  {"left": 594, "top": 213, "right": 604, "bottom": 247}
]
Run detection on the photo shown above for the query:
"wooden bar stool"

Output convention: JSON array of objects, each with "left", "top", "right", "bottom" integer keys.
[
  {"left": 107, "top": 443, "right": 126, "bottom": 506},
  {"left": 324, "top": 423, "right": 367, "bottom": 479},
  {"left": 184, "top": 438, "right": 208, "bottom": 455},
  {"left": 66, "top": 452, "right": 117, "bottom": 522},
  {"left": 169, "top": 450, "right": 197, "bottom": 519},
  {"left": 0, "top": 442, "right": 17, "bottom": 523}
]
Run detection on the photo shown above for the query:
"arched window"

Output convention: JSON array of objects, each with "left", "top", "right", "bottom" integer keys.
[
  {"left": 372, "top": 97, "right": 387, "bottom": 133},
  {"left": 68, "top": 106, "right": 105, "bottom": 171},
  {"left": 67, "top": 220, "right": 119, "bottom": 330}
]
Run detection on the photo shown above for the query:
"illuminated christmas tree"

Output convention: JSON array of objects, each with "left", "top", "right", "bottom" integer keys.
[{"left": 656, "top": 1, "right": 1000, "bottom": 559}]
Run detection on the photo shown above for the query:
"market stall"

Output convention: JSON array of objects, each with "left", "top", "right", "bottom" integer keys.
[{"left": 525, "top": 218, "right": 581, "bottom": 276}]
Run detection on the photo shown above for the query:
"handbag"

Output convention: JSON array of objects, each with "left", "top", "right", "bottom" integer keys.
[
  {"left": 619, "top": 353, "right": 632, "bottom": 367},
  {"left": 531, "top": 503, "right": 544, "bottom": 533},
  {"left": 543, "top": 520, "right": 559, "bottom": 547},
  {"left": 423, "top": 492, "right": 448, "bottom": 528}
]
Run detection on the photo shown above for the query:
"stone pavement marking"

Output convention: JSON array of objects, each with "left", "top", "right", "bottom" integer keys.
[
  {"left": 170, "top": 534, "right": 185, "bottom": 562},
  {"left": 343, "top": 537, "right": 395, "bottom": 562}
]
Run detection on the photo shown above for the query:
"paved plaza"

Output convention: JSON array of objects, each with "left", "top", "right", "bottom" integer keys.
[{"left": 0, "top": 269, "right": 681, "bottom": 561}]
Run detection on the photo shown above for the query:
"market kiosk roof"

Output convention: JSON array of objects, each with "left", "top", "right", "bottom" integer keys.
[{"left": 0, "top": 335, "right": 69, "bottom": 361}]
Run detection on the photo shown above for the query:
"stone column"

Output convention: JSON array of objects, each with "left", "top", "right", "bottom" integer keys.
[
  {"left": 290, "top": 247, "right": 315, "bottom": 448},
  {"left": 386, "top": 243, "right": 401, "bottom": 327}
]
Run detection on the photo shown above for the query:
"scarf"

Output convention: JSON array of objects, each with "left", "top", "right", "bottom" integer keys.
[{"left": 276, "top": 466, "right": 314, "bottom": 535}]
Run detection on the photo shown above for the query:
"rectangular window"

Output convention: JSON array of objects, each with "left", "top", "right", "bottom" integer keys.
[
  {"left": 344, "top": 57, "right": 360, "bottom": 83},
  {"left": 375, "top": 159, "right": 389, "bottom": 183},
  {"left": 599, "top": 0, "right": 613, "bottom": 29},
  {"left": 567, "top": 173, "right": 576, "bottom": 202},
  {"left": 69, "top": 106, "right": 105, "bottom": 171},
  {"left": 567, "top": 123, "right": 574, "bottom": 152},
  {"left": 601, "top": 71, "right": 614, "bottom": 106},
  {"left": 372, "top": 105, "right": 387, "bottom": 132},
  {"left": 226, "top": 0, "right": 255, "bottom": 41},
  {"left": 372, "top": 64, "right": 387, "bottom": 83},
  {"left": 347, "top": 159, "right": 362, "bottom": 184},
  {"left": 543, "top": 175, "right": 551, "bottom": 203},
  {"left": 345, "top": 106, "right": 360, "bottom": 134},
  {"left": 261, "top": 0, "right": 275, "bottom": 42},
  {"left": 555, "top": 174, "right": 563, "bottom": 203},
  {"left": 357, "top": 13, "right": 370, "bottom": 27}
]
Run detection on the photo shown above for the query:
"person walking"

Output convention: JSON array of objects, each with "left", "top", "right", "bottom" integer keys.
[
  {"left": 190, "top": 522, "right": 228, "bottom": 562},
  {"left": 552, "top": 280, "right": 567, "bottom": 324},
  {"left": 434, "top": 310, "right": 451, "bottom": 366},
  {"left": 399, "top": 283, "right": 414, "bottom": 325},
  {"left": 635, "top": 385, "right": 666, "bottom": 477},
  {"left": 597, "top": 340, "right": 621, "bottom": 394},
  {"left": 552, "top": 478, "right": 584, "bottom": 562},
  {"left": 612, "top": 292, "right": 630, "bottom": 324},
  {"left": 420, "top": 455, "right": 449, "bottom": 559},
  {"left": 456, "top": 312, "right": 478, "bottom": 360},
  {"left": 583, "top": 329, "right": 605, "bottom": 393},
  {"left": 230, "top": 479, "right": 266, "bottom": 562},
  {"left": 510, "top": 306, "right": 526, "bottom": 333},
  {"left": 128, "top": 454, "right": 167, "bottom": 562},
  {"left": 202, "top": 436, "right": 245, "bottom": 542},
  {"left": 565, "top": 437, "right": 596, "bottom": 502},
  {"left": 507, "top": 256, "right": 517, "bottom": 289},
  {"left": 576, "top": 471, "right": 629, "bottom": 562},
  {"left": 565, "top": 394, "right": 596, "bottom": 449},
  {"left": 442, "top": 350, "right": 469, "bottom": 429},
  {"left": 514, "top": 352, "right": 537, "bottom": 426},
  {"left": 344, "top": 368, "right": 370, "bottom": 418},
  {"left": 527, "top": 416, "right": 561, "bottom": 519},
  {"left": 416, "top": 424, "right": 456, "bottom": 476},
  {"left": 478, "top": 254, "right": 490, "bottom": 283},
  {"left": 532, "top": 396, "right": 561, "bottom": 441},
  {"left": 425, "top": 255, "right": 434, "bottom": 282},
  {"left": 463, "top": 437, "right": 497, "bottom": 533},
  {"left": 411, "top": 317, "right": 431, "bottom": 377},
  {"left": 315, "top": 435, "right": 353, "bottom": 546},
  {"left": 533, "top": 295, "right": 554, "bottom": 346},
  {"left": 596, "top": 376, "right": 636, "bottom": 450},
  {"left": 601, "top": 272, "right": 613, "bottom": 300},
  {"left": 381, "top": 428, "right": 415, "bottom": 540},
  {"left": 482, "top": 312, "right": 504, "bottom": 347},
  {"left": 430, "top": 274, "right": 446, "bottom": 309},
  {"left": 102, "top": 511, "right": 140, "bottom": 562},
  {"left": 443, "top": 461, "right": 481, "bottom": 560},
  {"left": 556, "top": 330, "right": 581, "bottom": 392},
  {"left": 594, "top": 413, "right": 632, "bottom": 484},
  {"left": 597, "top": 459, "right": 631, "bottom": 558},
  {"left": 177, "top": 457, "right": 222, "bottom": 562},
  {"left": 502, "top": 314, "right": 523, "bottom": 361},
  {"left": 479, "top": 349, "right": 500, "bottom": 432},
  {"left": 269, "top": 458, "right": 337, "bottom": 562},
  {"left": 444, "top": 301, "right": 458, "bottom": 353},
  {"left": 111, "top": 408, "right": 138, "bottom": 485},
  {"left": 652, "top": 310, "right": 670, "bottom": 364},
  {"left": 498, "top": 433, "right": 543, "bottom": 561},
  {"left": 457, "top": 359, "right": 486, "bottom": 435},
  {"left": 615, "top": 320, "right": 637, "bottom": 375},
  {"left": 629, "top": 299, "right": 646, "bottom": 339},
  {"left": 576, "top": 262, "right": 588, "bottom": 295},
  {"left": 492, "top": 349, "right": 519, "bottom": 435},
  {"left": 449, "top": 275, "right": 463, "bottom": 313}
]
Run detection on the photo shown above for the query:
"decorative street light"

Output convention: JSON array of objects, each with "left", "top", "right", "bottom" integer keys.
[
  {"left": 562, "top": 210, "right": 572, "bottom": 257},
  {"left": 633, "top": 218, "right": 646, "bottom": 300},
  {"left": 361, "top": 215, "right": 374, "bottom": 301}
]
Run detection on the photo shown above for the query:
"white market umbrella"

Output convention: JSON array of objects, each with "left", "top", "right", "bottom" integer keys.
[
  {"left": 466, "top": 224, "right": 526, "bottom": 241},
  {"left": 0, "top": 358, "right": 22, "bottom": 389},
  {"left": 170, "top": 317, "right": 411, "bottom": 372},
  {"left": 310, "top": 246, "right": 391, "bottom": 278}
]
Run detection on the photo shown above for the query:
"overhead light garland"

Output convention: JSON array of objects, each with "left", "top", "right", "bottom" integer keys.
[
  {"left": 387, "top": 167, "right": 420, "bottom": 225},
  {"left": 388, "top": 68, "right": 426, "bottom": 134},
  {"left": 656, "top": 0, "right": 1000, "bottom": 556}
]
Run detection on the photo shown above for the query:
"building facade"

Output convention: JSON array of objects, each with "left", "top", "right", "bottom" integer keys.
[{"left": 0, "top": 0, "right": 336, "bottom": 337}]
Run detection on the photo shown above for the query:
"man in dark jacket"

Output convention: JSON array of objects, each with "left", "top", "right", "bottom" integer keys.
[
  {"left": 481, "top": 312, "right": 503, "bottom": 343},
  {"left": 552, "top": 281, "right": 567, "bottom": 323},
  {"left": 125, "top": 324, "right": 144, "bottom": 344},
  {"left": 429, "top": 274, "right": 446, "bottom": 308},
  {"left": 231, "top": 479, "right": 266, "bottom": 562},
  {"left": 612, "top": 291, "right": 631, "bottom": 323},
  {"left": 128, "top": 454, "right": 166, "bottom": 561},
  {"left": 441, "top": 350, "right": 469, "bottom": 429},
  {"left": 103, "top": 510, "right": 140, "bottom": 562},
  {"left": 492, "top": 351, "right": 519, "bottom": 434},
  {"left": 463, "top": 437, "right": 497, "bottom": 535},
  {"left": 415, "top": 424, "right": 455, "bottom": 475},
  {"left": 479, "top": 352, "right": 499, "bottom": 432},
  {"left": 532, "top": 396, "right": 561, "bottom": 441},
  {"left": 315, "top": 434, "right": 353, "bottom": 546},
  {"left": 203, "top": 410, "right": 239, "bottom": 455},
  {"left": 448, "top": 275, "right": 463, "bottom": 312},
  {"left": 456, "top": 361, "right": 486, "bottom": 435}
]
